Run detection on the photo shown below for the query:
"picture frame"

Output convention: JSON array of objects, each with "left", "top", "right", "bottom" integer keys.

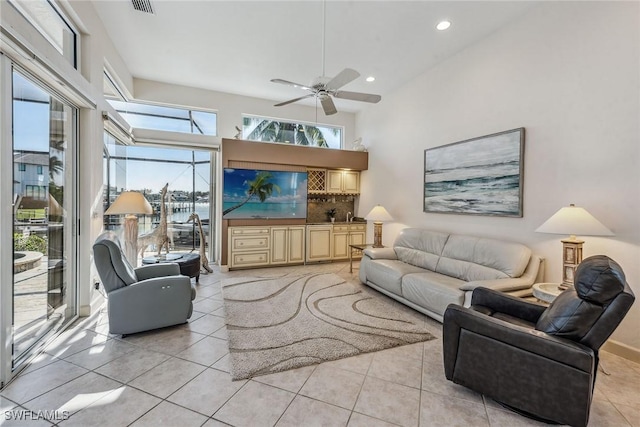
[{"left": 424, "top": 128, "right": 525, "bottom": 217}]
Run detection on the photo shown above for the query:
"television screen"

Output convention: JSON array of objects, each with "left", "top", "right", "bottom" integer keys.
[{"left": 222, "top": 168, "right": 308, "bottom": 219}]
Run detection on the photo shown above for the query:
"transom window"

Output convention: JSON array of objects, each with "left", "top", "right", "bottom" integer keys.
[
  {"left": 242, "top": 115, "right": 342, "bottom": 149},
  {"left": 108, "top": 100, "right": 217, "bottom": 136},
  {"left": 9, "top": 0, "right": 78, "bottom": 68}
]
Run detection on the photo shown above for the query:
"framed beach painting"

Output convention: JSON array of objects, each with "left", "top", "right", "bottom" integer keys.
[{"left": 423, "top": 128, "right": 525, "bottom": 217}]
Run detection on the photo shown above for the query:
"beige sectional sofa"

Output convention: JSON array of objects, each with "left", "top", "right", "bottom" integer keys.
[{"left": 359, "top": 228, "right": 544, "bottom": 322}]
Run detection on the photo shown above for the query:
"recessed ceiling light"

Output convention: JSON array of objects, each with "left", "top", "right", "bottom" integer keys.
[
  {"left": 366, "top": 76, "right": 375, "bottom": 82},
  {"left": 436, "top": 20, "right": 451, "bottom": 31}
]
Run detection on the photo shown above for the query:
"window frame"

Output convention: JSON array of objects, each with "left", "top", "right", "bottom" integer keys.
[{"left": 8, "top": 0, "right": 80, "bottom": 69}]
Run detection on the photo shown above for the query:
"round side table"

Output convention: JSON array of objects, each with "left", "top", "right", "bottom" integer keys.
[{"left": 532, "top": 283, "right": 564, "bottom": 303}]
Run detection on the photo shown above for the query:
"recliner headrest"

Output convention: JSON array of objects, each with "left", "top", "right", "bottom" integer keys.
[{"left": 574, "top": 255, "right": 626, "bottom": 305}]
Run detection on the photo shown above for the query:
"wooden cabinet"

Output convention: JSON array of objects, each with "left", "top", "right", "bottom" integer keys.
[
  {"left": 306, "top": 225, "right": 332, "bottom": 262},
  {"left": 308, "top": 168, "right": 360, "bottom": 194},
  {"left": 229, "top": 226, "right": 305, "bottom": 269},
  {"left": 327, "top": 170, "right": 359, "bottom": 194},
  {"left": 271, "top": 226, "right": 305, "bottom": 265},
  {"left": 229, "top": 223, "right": 366, "bottom": 268},
  {"left": 331, "top": 223, "right": 367, "bottom": 260},
  {"left": 228, "top": 227, "right": 270, "bottom": 268}
]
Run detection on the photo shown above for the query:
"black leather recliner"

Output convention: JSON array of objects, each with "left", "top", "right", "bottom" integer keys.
[{"left": 443, "top": 255, "right": 635, "bottom": 427}]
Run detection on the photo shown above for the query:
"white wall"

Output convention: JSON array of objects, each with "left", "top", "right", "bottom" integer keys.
[{"left": 356, "top": 2, "right": 640, "bottom": 350}]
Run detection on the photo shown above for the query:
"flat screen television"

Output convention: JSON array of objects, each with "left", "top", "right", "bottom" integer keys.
[{"left": 222, "top": 168, "right": 308, "bottom": 219}]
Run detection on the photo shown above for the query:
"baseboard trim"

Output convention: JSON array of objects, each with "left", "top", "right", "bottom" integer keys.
[{"left": 602, "top": 339, "right": 640, "bottom": 364}]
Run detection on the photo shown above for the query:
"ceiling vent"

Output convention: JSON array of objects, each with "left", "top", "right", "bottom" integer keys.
[{"left": 131, "top": 0, "right": 154, "bottom": 14}]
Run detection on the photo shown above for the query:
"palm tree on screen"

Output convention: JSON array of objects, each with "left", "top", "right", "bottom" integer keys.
[{"left": 222, "top": 171, "right": 281, "bottom": 216}]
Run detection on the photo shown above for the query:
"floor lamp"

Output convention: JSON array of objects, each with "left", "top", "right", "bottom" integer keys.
[
  {"left": 104, "top": 191, "right": 153, "bottom": 266},
  {"left": 536, "top": 204, "right": 613, "bottom": 289},
  {"left": 365, "top": 205, "right": 393, "bottom": 248}
]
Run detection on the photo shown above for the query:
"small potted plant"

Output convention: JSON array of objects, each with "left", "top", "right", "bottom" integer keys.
[{"left": 326, "top": 208, "right": 337, "bottom": 223}]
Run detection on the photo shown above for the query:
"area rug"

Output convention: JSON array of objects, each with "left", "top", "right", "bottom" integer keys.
[{"left": 222, "top": 272, "right": 435, "bottom": 380}]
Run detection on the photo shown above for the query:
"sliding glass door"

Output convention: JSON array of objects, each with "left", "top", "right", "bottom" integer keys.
[{"left": 4, "top": 65, "right": 78, "bottom": 376}]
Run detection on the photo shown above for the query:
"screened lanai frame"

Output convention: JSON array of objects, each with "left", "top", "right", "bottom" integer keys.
[{"left": 102, "top": 135, "right": 217, "bottom": 264}]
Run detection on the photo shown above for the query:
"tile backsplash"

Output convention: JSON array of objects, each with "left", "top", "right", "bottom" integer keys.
[{"left": 307, "top": 196, "right": 356, "bottom": 223}]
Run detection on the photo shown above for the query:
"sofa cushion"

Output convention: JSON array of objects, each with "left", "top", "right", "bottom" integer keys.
[
  {"left": 393, "top": 228, "right": 449, "bottom": 270},
  {"left": 436, "top": 235, "right": 532, "bottom": 281},
  {"left": 364, "top": 259, "right": 425, "bottom": 295},
  {"left": 402, "top": 272, "right": 465, "bottom": 316}
]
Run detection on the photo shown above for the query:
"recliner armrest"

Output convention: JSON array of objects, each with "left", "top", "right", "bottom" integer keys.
[
  {"left": 469, "top": 287, "right": 546, "bottom": 324},
  {"left": 443, "top": 303, "right": 594, "bottom": 373},
  {"left": 135, "top": 263, "right": 181, "bottom": 280},
  {"left": 363, "top": 247, "right": 397, "bottom": 260}
]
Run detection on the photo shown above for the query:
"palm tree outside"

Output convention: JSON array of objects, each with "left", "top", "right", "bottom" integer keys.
[{"left": 243, "top": 117, "right": 341, "bottom": 148}]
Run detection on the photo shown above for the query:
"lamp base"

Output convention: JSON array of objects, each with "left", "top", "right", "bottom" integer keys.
[
  {"left": 123, "top": 214, "right": 139, "bottom": 266},
  {"left": 560, "top": 238, "right": 584, "bottom": 288},
  {"left": 373, "top": 222, "right": 384, "bottom": 248}
]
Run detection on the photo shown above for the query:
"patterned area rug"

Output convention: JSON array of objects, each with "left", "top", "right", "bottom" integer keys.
[{"left": 222, "top": 272, "right": 435, "bottom": 380}]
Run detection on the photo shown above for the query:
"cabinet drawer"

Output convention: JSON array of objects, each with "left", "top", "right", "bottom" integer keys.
[
  {"left": 333, "top": 225, "right": 349, "bottom": 232},
  {"left": 349, "top": 224, "right": 366, "bottom": 232},
  {"left": 231, "top": 236, "right": 269, "bottom": 251},
  {"left": 231, "top": 251, "right": 269, "bottom": 267},
  {"left": 230, "top": 227, "right": 270, "bottom": 236}
]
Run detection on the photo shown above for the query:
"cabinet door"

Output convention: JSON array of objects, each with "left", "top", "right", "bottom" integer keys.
[
  {"left": 306, "top": 226, "right": 332, "bottom": 262},
  {"left": 332, "top": 232, "right": 349, "bottom": 259},
  {"left": 270, "top": 227, "right": 288, "bottom": 264},
  {"left": 343, "top": 171, "right": 360, "bottom": 194},
  {"left": 349, "top": 231, "right": 366, "bottom": 246},
  {"left": 288, "top": 226, "right": 306, "bottom": 263},
  {"left": 326, "top": 170, "right": 343, "bottom": 193}
]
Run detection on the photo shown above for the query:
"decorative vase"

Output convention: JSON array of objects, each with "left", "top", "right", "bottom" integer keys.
[{"left": 330, "top": 217, "right": 335, "bottom": 223}]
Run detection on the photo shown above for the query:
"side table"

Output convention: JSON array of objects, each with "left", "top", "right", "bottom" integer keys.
[
  {"left": 532, "top": 282, "right": 564, "bottom": 303},
  {"left": 349, "top": 243, "right": 382, "bottom": 273}
]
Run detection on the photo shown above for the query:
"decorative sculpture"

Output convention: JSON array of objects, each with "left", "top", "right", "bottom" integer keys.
[
  {"left": 188, "top": 212, "right": 213, "bottom": 273},
  {"left": 137, "top": 183, "right": 170, "bottom": 258}
]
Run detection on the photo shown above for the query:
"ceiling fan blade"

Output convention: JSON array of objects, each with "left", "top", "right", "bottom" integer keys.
[
  {"left": 333, "top": 90, "right": 382, "bottom": 103},
  {"left": 274, "top": 94, "right": 315, "bottom": 107},
  {"left": 324, "top": 68, "right": 360, "bottom": 91},
  {"left": 320, "top": 94, "right": 337, "bottom": 115},
  {"left": 270, "top": 78, "right": 313, "bottom": 92}
]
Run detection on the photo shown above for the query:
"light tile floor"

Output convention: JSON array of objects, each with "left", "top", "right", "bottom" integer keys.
[{"left": 2, "top": 262, "right": 639, "bottom": 427}]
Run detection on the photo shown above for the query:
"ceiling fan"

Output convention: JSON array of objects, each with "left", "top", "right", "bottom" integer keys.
[{"left": 270, "top": 2, "right": 381, "bottom": 115}]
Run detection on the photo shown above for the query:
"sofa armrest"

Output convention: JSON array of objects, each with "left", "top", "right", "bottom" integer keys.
[
  {"left": 461, "top": 276, "right": 533, "bottom": 292},
  {"left": 135, "top": 263, "right": 181, "bottom": 280},
  {"left": 108, "top": 276, "right": 194, "bottom": 335},
  {"left": 443, "top": 303, "right": 594, "bottom": 374},
  {"left": 363, "top": 247, "right": 397, "bottom": 260}
]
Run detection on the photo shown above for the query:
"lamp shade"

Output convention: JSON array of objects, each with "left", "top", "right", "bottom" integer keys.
[
  {"left": 365, "top": 205, "right": 393, "bottom": 222},
  {"left": 104, "top": 191, "right": 153, "bottom": 215},
  {"left": 535, "top": 204, "right": 613, "bottom": 237}
]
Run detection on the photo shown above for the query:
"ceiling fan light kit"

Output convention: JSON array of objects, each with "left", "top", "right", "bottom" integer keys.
[{"left": 271, "top": 1, "right": 381, "bottom": 115}]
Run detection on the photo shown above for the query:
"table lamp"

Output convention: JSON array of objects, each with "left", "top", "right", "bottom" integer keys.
[
  {"left": 535, "top": 204, "right": 613, "bottom": 289},
  {"left": 105, "top": 191, "right": 153, "bottom": 266},
  {"left": 365, "top": 205, "right": 393, "bottom": 248}
]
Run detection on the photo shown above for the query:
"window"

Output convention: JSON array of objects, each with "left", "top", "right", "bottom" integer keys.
[
  {"left": 108, "top": 100, "right": 217, "bottom": 136},
  {"left": 18, "top": 163, "right": 26, "bottom": 171},
  {"left": 37, "top": 165, "right": 43, "bottom": 174},
  {"left": 242, "top": 115, "right": 342, "bottom": 149},
  {"left": 9, "top": 0, "right": 78, "bottom": 68}
]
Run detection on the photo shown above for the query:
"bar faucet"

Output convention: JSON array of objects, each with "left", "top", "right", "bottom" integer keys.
[{"left": 346, "top": 212, "right": 352, "bottom": 222}]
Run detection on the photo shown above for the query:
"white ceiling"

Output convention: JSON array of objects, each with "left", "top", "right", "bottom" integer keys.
[{"left": 91, "top": 1, "right": 538, "bottom": 113}]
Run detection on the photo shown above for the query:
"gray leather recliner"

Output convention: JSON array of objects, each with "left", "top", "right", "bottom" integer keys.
[
  {"left": 93, "top": 231, "right": 196, "bottom": 336},
  {"left": 443, "top": 255, "right": 635, "bottom": 427}
]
